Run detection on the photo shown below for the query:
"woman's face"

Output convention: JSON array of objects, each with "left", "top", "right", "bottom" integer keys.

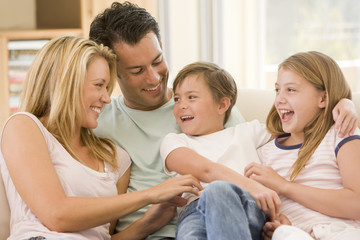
[{"left": 81, "top": 57, "right": 111, "bottom": 129}]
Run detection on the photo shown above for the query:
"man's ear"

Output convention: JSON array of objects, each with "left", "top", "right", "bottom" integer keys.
[
  {"left": 218, "top": 97, "right": 231, "bottom": 114},
  {"left": 319, "top": 91, "right": 327, "bottom": 109}
]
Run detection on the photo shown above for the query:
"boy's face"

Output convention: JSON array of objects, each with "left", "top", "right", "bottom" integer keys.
[
  {"left": 173, "top": 75, "right": 226, "bottom": 136},
  {"left": 113, "top": 32, "right": 170, "bottom": 111}
]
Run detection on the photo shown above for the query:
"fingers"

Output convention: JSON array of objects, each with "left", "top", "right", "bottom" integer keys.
[
  {"left": 337, "top": 116, "right": 355, "bottom": 137},
  {"left": 244, "top": 162, "right": 260, "bottom": 177}
]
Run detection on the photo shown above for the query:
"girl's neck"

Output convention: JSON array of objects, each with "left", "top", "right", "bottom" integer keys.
[{"left": 281, "top": 132, "right": 304, "bottom": 146}]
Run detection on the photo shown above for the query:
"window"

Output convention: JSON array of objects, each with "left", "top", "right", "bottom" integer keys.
[{"left": 156, "top": 0, "right": 360, "bottom": 91}]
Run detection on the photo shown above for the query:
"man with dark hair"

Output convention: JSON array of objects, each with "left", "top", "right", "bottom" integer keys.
[{"left": 89, "top": 1, "right": 240, "bottom": 239}]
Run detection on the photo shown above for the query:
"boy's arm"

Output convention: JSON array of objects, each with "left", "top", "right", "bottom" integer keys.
[{"left": 165, "top": 147, "right": 281, "bottom": 220}]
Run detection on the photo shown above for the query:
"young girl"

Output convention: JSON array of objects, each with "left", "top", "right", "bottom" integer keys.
[
  {"left": 245, "top": 51, "right": 360, "bottom": 240},
  {"left": 0, "top": 36, "right": 201, "bottom": 240}
]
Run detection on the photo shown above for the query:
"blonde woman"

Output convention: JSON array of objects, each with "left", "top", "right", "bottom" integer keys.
[
  {"left": 0, "top": 36, "right": 201, "bottom": 240},
  {"left": 245, "top": 51, "right": 360, "bottom": 240}
]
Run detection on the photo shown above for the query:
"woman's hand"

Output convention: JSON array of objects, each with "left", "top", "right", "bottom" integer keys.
[{"left": 146, "top": 174, "right": 203, "bottom": 204}]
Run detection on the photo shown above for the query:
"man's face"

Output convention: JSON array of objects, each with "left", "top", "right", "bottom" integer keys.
[{"left": 113, "top": 32, "right": 170, "bottom": 111}]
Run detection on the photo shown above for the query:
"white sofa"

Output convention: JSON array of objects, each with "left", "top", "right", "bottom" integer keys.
[{"left": 0, "top": 89, "right": 359, "bottom": 239}]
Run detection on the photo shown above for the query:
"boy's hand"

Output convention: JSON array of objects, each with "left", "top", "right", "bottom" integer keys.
[{"left": 262, "top": 214, "right": 291, "bottom": 240}]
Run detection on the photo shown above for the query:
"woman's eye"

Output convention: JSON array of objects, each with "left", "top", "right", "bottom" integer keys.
[{"left": 153, "top": 60, "right": 162, "bottom": 66}]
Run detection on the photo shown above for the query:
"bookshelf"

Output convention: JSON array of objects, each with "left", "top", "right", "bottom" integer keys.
[
  {"left": 0, "top": 29, "right": 84, "bottom": 129},
  {"left": 0, "top": 0, "right": 89, "bottom": 128}
]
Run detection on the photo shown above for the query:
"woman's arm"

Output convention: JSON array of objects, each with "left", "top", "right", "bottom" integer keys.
[
  {"left": 109, "top": 167, "right": 131, "bottom": 234},
  {"left": 1, "top": 115, "right": 202, "bottom": 233},
  {"left": 245, "top": 138, "right": 360, "bottom": 220},
  {"left": 166, "top": 147, "right": 281, "bottom": 220}
]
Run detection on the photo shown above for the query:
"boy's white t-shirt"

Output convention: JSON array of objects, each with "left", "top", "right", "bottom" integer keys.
[
  {"left": 94, "top": 94, "right": 245, "bottom": 237},
  {"left": 160, "top": 120, "right": 271, "bottom": 211}
]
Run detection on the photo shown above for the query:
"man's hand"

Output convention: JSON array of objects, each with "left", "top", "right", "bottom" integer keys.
[{"left": 333, "top": 98, "right": 358, "bottom": 137}]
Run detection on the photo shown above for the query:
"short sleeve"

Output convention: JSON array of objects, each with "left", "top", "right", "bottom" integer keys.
[
  {"left": 160, "top": 133, "right": 189, "bottom": 176},
  {"left": 115, "top": 145, "right": 131, "bottom": 179}
]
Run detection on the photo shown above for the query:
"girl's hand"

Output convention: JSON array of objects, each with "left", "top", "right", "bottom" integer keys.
[
  {"left": 146, "top": 174, "right": 202, "bottom": 204},
  {"left": 244, "top": 162, "right": 289, "bottom": 195},
  {"left": 245, "top": 180, "right": 281, "bottom": 221},
  {"left": 333, "top": 98, "right": 358, "bottom": 137}
]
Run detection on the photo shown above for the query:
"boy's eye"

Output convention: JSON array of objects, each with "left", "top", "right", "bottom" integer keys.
[
  {"left": 174, "top": 97, "right": 180, "bottom": 102},
  {"left": 189, "top": 95, "right": 196, "bottom": 99}
]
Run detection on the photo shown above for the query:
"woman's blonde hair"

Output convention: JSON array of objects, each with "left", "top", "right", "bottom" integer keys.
[
  {"left": 266, "top": 51, "right": 352, "bottom": 180},
  {"left": 173, "top": 61, "right": 237, "bottom": 125},
  {"left": 20, "top": 35, "right": 119, "bottom": 170}
]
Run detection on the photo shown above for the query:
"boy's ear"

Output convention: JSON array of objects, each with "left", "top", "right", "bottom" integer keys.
[
  {"left": 218, "top": 97, "right": 231, "bottom": 114},
  {"left": 319, "top": 91, "right": 327, "bottom": 109}
]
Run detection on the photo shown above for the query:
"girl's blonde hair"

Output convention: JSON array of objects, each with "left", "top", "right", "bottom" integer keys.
[
  {"left": 173, "top": 61, "right": 237, "bottom": 125},
  {"left": 20, "top": 35, "right": 119, "bottom": 170},
  {"left": 266, "top": 51, "right": 351, "bottom": 180}
]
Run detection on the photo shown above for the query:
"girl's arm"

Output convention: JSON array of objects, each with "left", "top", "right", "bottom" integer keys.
[
  {"left": 1, "top": 115, "right": 202, "bottom": 233},
  {"left": 245, "top": 138, "right": 360, "bottom": 220},
  {"left": 166, "top": 147, "right": 281, "bottom": 220}
]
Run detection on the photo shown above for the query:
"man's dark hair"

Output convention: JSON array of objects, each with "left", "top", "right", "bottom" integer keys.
[{"left": 89, "top": 1, "right": 161, "bottom": 50}]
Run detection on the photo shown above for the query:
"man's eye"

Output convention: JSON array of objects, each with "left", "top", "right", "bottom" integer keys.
[{"left": 131, "top": 68, "right": 143, "bottom": 75}]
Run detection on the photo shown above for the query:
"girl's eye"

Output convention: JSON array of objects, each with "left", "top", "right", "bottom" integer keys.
[
  {"left": 274, "top": 88, "right": 279, "bottom": 93},
  {"left": 174, "top": 97, "right": 180, "bottom": 102},
  {"left": 189, "top": 95, "right": 196, "bottom": 99}
]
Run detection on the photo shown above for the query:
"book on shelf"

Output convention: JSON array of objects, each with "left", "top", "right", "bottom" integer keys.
[{"left": 7, "top": 40, "right": 49, "bottom": 113}]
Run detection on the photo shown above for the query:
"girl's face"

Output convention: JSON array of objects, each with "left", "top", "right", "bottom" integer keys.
[
  {"left": 173, "top": 75, "right": 226, "bottom": 136},
  {"left": 81, "top": 57, "right": 111, "bottom": 129},
  {"left": 275, "top": 68, "right": 326, "bottom": 142}
]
